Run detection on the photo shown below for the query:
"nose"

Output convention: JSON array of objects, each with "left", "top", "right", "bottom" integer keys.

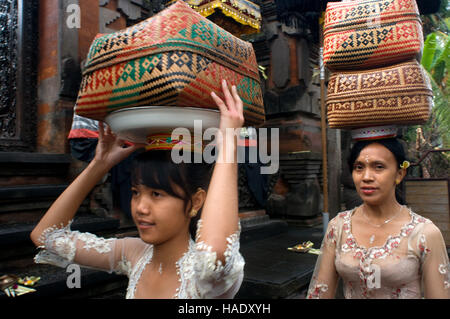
[
  {"left": 362, "top": 167, "right": 374, "bottom": 181},
  {"left": 133, "top": 195, "right": 152, "bottom": 216}
]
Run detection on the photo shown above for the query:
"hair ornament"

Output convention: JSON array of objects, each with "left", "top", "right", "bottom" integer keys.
[{"left": 400, "top": 161, "right": 410, "bottom": 169}]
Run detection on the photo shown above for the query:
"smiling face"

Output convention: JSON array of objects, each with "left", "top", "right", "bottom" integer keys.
[
  {"left": 130, "top": 150, "right": 211, "bottom": 244},
  {"left": 131, "top": 183, "right": 191, "bottom": 245},
  {"left": 352, "top": 143, "right": 405, "bottom": 206}
]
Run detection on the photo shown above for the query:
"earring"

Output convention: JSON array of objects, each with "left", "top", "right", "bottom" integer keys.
[
  {"left": 189, "top": 208, "right": 198, "bottom": 218},
  {"left": 395, "top": 180, "right": 400, "bottom": 185}
]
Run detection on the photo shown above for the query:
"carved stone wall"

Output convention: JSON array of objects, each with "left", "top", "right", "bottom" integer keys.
[
  {"left": 246, "top": 0, "right": 341, "bottom": 219},
  {"left": 0, "top": 0, "right": 38, "bottom": 152}
]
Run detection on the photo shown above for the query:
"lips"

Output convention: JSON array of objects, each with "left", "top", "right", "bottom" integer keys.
[
  {"left": 136, "top": 220, "right": 156, "bottom": 229},
  {"left": 360, "top": 186, "right": 378, "bottom": 195}
]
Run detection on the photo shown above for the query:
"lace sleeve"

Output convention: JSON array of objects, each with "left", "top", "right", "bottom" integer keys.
[
  {"left": 192, "top": 219, "right": 245, "bottom": 299},
  {"left": 418, "top": 222, "right": 450, "bottom": 299},
  {"left": 306, "top": 215, "right": 341, "bottom": 299},
  {"left": 33, "top": 221, "right": 135, "bottom": 276}
]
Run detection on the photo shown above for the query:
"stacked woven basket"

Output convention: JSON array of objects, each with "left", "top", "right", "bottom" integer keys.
[
  {"left": 73, "top": 1, "right": 265, "bottom": 146},
  {"left": 323, "top": 0, "right": 433, "bottom": 139}
]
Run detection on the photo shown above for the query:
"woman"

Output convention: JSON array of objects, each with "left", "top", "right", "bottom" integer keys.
[
  {"left": 30, "top": 80, "right": 245, "bottom": 299},
  {"left": 307, "top": 138, "right": 450, "bottom": 299}
]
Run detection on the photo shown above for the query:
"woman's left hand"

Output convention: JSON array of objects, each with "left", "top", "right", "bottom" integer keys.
[{"left": 211, "top": 80, "right": 244, "bottom": 132}]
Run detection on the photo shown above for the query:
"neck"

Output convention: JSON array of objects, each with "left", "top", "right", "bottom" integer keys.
[
  {"left": 363, "top": 196, "right": 402, "bottom": 222},
  {"left": 151, "top": 231, "right": 191, "bottom": 272}
]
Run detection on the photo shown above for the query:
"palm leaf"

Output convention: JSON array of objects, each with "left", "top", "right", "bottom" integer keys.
[
  {"left": 420, "top": 30, "right": 449, "bottom": 147},
  {"left": 430, "top": 32, "right": 450, "bottom": 86},
  {"left": 421, "top": 32, "right": 437, "bottom": 71},
  {"left": 424, "top": 69, "right": 450, "bottom": 146}
]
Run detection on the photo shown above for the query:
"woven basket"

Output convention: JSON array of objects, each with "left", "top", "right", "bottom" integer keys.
[
  {"left": 326, "top": 60, "right": 433, "bottom": 129},
  {"left": 74, "top": 0, "right": 264, "bottom": 126},
  {"left": 323, "top": 0, "right": 423, "bottom": 71}
]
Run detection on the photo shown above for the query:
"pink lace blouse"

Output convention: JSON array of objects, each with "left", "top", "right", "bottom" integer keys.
[{"left": 307, "top": 208, "right": 450, "bottom": 299}]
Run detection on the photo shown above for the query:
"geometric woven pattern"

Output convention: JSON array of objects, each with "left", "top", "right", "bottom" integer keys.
[
  {"left": 75, "top": 0, "right": 264, "bottom": 126},
  {"left": 326, "top": 60, "right": 433, "bottom": 129},
  {"left": 324, "top": 0, "right": 423, "bottom": 70}
]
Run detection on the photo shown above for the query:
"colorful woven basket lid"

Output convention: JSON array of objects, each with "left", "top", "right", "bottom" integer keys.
[
  {"left": 145, "top": 128, "right": 255, "bottom": 152},
  {"left": 351, "top": 125, "right": 398, "bottom": 141},
  {"left": 75, "top": 0, "right": 264, "bottom": 126},
  {"left": 145, "top": 132, "right": 205, "bottom": 153}
]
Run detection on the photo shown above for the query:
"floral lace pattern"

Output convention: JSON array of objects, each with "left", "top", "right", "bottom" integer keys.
[
  {"left": 115, "top": 256, "right": 132, "bottom": 276},
  {"left": 418, "top": 234, "right": 431, "bottom": 260},
  {"left": 339, "top": 208, "right": 429, "bottom": 297},
  {"left": 35, "top": 221, "right": 116, "bottom": 268},
  {"left": 308, "top": 207, "right": 450, "bottom": 299},
  {"left": 34, "top": 219, "right": 244, "bottom": 299},
  {"left": 77, "top": 232, "right": 115, "bottom": 254},
  {"left": 326, "top": 225, "right": 337, "bottom": 246},
  {"left": 122, "top": 221, "right": 244, "bottom": 299},
  {"left": 35, "top": 222, "right": 78, "bottom": 265},
  {"left": 126, "top": 244, "right": 154, "bottom": 298},
  {"left": 439, "top": 263, "right": 450, "bottom": 290},
  {"left": 307, "top": 282, "right": 328, "bottom": 299}
]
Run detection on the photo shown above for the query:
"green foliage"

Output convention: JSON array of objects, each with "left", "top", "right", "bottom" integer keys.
[
  {"left": 419, "top": 30, "right": 450, "bottom": 147},
  {"left": 404, "top": 3, "right": 449, "bottom": 177}
]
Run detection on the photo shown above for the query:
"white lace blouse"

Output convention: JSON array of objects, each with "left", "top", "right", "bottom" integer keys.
[{"left": 33, "top": 219, "right": 245, "bottom": 299}]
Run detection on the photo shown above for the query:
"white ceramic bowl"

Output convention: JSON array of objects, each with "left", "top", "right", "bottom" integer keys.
[{"left": 104, "top": 106, "right": 221, "bottom": 143}]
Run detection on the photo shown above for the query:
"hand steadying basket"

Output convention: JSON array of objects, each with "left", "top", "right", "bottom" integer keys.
[{"left": 74, "top": 0, "right": 265, "bottom": 127}]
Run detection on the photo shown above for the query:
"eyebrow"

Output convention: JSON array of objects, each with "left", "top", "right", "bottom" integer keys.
[{"left": 354, "top": 159, "right": 386, "bottom": 165}]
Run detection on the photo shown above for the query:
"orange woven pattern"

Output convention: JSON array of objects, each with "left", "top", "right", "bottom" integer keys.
[
  {"left": 326, "top": 60, "right": 433, "bottom": 129},
  {"left": 145, "top": 132, "right": 204, "bottom": 153},
  {"left": 324, "top": 0, "right": 423, "bottom": 70},
  {"left": 75, "top": 0, "right": 264, "bottom": 126}
]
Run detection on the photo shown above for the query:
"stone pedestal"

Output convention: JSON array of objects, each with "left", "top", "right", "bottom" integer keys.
[{"left": 267, "top": 152, "right": 323, "bottom": 224}]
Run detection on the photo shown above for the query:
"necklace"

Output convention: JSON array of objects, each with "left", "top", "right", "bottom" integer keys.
[{"left": 362, "top": 205, "right": 403, "bottom": 244}]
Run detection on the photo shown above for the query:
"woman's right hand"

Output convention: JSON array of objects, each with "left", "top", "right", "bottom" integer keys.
[{"left": 92, "top": 122, "right": 144, "bottom": 172}]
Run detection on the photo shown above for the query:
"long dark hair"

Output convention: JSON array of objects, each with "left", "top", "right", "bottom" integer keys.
[
  {"left": 348, "top": 138, "right": 407, "bottom": 204},
  {"left": 131, "top": 150, "right": 214, "bottom": 239}
]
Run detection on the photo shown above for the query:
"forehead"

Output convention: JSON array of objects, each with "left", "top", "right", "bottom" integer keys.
[
  {"left": 356, "top": 143, "right": 396, "bottom": 162},
  {"left": 135, "top": 180, "right": 186, "bottom": 199}
]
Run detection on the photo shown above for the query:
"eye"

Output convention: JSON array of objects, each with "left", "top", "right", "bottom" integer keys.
[
  {"left": 375, "top": 164, "right": 385, "bottom": 170},
  {"left": 354, "top": 163, "right": 364, "bottom": 171},
  {"left": 152, "top": 191, "right": 162, "bottom": 198},
  {"left": 131, "top": 188, "right": 139, "bottom": 197}
]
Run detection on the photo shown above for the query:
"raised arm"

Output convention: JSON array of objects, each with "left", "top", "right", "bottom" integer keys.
[
  {"left": 197, "top": 80, "right": 244, "bottom": 264},
  {"left": 30, "top": 122, "right": 143, "bottom": 246}
]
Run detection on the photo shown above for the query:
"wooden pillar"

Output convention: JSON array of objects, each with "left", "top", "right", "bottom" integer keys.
[
  {"left": 288, "top": 36, "right": 300, "bottom": 87},
  {"left": 36, "top": 0, "right": 62, "bottom": 153},
  {"left": 78, "top": 0, "right": 99, "bottom": 61}
]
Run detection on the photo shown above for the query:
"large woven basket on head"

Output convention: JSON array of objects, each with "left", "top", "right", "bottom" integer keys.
[
  {"left": 326, "top": 60, "right": 433, "bottom": 129},
  {"left": 74, "top": 0, "right": 264, "bottom": 126},
  {"left": 323, "top": 0, "right": 423, "bottom": 71}
]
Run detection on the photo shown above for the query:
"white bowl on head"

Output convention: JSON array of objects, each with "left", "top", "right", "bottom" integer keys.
[{"left": 104, "top": 106, "right": 221, "bottom": 143}]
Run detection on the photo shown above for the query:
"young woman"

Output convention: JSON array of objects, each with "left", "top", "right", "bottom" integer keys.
[
  {"left": 307, "top": 138, "right": 450, "bottom": 299},
  {"left": 30, "top": 80, "right": 245, "bottom": 299}
]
